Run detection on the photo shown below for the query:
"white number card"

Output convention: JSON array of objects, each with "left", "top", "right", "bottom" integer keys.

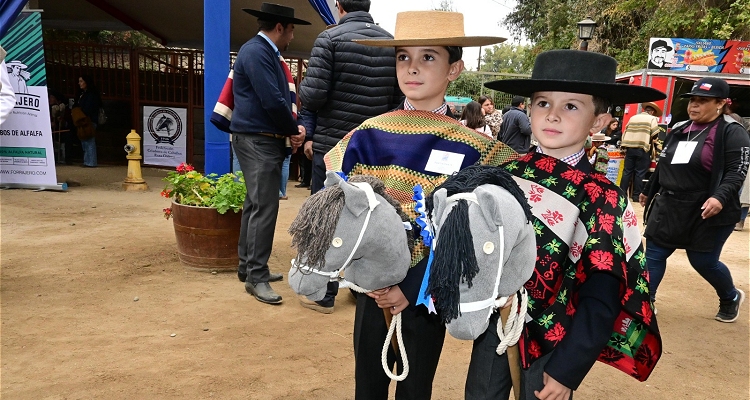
[
  {"left": 671, "top": 141, "right": 698, "bottom": 164},
  {"left": 425, "top": 149, "right": 465, "bottom": 175}
]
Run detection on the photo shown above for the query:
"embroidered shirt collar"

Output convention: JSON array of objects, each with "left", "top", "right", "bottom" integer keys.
[
  {"left": 536, "top": 147, "right": 586, "bottom": 166},
  {"left": 404, "top": 99, "right": 448, "bottom": 115}
]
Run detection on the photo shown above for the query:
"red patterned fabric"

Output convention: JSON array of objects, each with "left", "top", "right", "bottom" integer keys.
[{"left": 504, "top": 152, "right": 662, "bottom": 381}]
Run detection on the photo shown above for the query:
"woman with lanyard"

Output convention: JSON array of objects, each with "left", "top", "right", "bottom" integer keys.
[{"left": 640, "top": 77, "right": 750, "bottom": 322}]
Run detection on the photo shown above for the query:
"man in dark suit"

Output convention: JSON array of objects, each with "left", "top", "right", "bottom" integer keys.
[{"left": 231, "top": 3, "right": 308, "bottom": 305}]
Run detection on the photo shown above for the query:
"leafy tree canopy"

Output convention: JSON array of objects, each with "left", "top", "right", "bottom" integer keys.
[{"left": 504, "top": 0, "right": 750, "bottom": 72}]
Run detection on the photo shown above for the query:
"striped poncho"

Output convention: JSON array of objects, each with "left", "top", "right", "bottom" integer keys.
[{"left": 325, "top": 109, "right": 518, "bottom": 266}]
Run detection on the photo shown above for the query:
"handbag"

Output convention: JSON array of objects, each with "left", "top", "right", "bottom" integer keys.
[{"left": 98, "top": 107, "right": 107, "bottom": 125}]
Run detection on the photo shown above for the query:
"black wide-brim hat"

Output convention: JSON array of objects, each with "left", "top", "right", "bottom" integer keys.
[
  {"left": 243, "top": 2, "right": 311, "bottom": 25},
  {"left": 484, "top": 50, "right": 666, "bottom": 104}
]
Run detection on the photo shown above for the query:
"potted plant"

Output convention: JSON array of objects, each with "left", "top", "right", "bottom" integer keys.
[{"left": 162, "top": 163, "right": 245, "bottom": 270}]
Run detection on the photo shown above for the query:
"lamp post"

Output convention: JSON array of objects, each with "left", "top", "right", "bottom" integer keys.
[{"left": 577, "top": 17, "right": 597, "bottom": 51}]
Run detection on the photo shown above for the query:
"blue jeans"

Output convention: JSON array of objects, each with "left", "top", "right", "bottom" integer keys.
[
  {"left": 81, "top": 137, "right": 97, "bottom": 167},
  {"left": 279, "top": 154, "right": 290, "bottom": 197},
  {"left": 231, "top": 145, "right": 241, "bottom": 174},
  {"left": 646, "top": 224, "right": 737, "bottom": 302}
]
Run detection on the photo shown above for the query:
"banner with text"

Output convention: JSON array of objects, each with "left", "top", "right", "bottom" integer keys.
[
  {"left": 647, "top": 38, "right": 750, "bottom": 74},
  {"left": 0, "top": 12, "right": 57, "bottom": 186},
  {"left": 142, "top": 106, "right": 187, "bottom": 167}
]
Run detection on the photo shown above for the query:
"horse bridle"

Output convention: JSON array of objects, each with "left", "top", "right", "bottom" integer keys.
[{"left": 291, "top": 181, "right": 381, "bottom": 287}]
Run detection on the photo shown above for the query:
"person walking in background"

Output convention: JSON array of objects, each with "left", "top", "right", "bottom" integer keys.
[
  {"left": 297, "top": 0, "right": 400, "bottom": 314},
  {"left": 479, "top": 95, "right": 502, "bottom": 138},
  {"left": 641, "top": 77, "right": 749, "bottom": 323},
  {"left": 231, "top": 3, "right": 308, "bottom": 305},
  {"left": 498, "top": 95, "right": 531, "bottom": 153},
  {"left": 620, "top": 101, "right": 661, "bottom": 201},
  {"left": 459, "top": 100, "right": 492, "bottom": 138},
  {"left": 74, "top": 75, "right": 101, "bottom": 168}
]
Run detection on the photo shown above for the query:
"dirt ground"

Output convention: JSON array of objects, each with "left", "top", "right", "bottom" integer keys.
[{"left": 1, "top": 164, "right": 748, "bottom": 399}]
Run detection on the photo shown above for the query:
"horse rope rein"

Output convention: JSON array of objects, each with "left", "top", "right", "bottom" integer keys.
[{"left": 494, "top": 288, "right": 528, "bottom": 355}]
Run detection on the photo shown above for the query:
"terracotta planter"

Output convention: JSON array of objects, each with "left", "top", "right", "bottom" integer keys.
[{"left": 171, "top": 201, "right": 241, "bottom": 271}]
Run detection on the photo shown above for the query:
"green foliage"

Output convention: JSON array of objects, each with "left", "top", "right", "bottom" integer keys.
[
  {"left": 43, "top": 29, "right": 161, "bottom": 48},
  {"left": 161, "top": 163, "right": 245, "bottom": 218},
  {"left": 479, "top": 43, "right": 534, "bottom": 74},
  {"left": 504, "top": 0, "right": 750, "bottom": 72}
]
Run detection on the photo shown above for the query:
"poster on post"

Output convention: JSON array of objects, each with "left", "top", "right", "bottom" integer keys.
[
  {"left": 647, "top": 38, "right": 750, "bottom": 74},
  {"left": 142, "top": 106, "right": 187, "bottom": 167},
  {"left": 0, "top": 12, "right": 59, "bottom": 188}
]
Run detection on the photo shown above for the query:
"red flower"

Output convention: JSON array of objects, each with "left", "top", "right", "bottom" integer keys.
[
  {"left": 535, "top": 157, "right": 557, "bottom": 173},
  {"left": 528, "top": 184, "right": 544, "bottom": 203},
  {"left": 589, "top": 249, "right": 614, "bottom": 271},
  {"left": 591, "top": 173, "right": 610, "bottom": 183},
  {"left": 623, "top": 287, "right": 634, "bottom": 302},
  {"left": 639, "top": 300, "right": 653, "bottom": 325},
  {"left": 575, "top": 262, "right": 587, "bottom": 284},
  {"left": 519, "top": 153, "right": 534, "bottom": 163},
  {"left": 160, "top": 189, "right": 172, "bottom": 198},
  {"left": 560, "top": 169, "right": 585, "bottom": 184},
  {"left": 185, "top": 164, "right": 195, "bottom": 172},
  {"left": 528, "top": 339, "right": 542, "bottom": 359},
  {"left": 604, "top": 189, "right": 619, "bottom": 208},
  {"left": 570, "top": 242, "right": 583, "bottom": 259},
  {"left": 541, "top": 209, "right": 564, "bottom": 226},
  {"left": 176, "top": 163, "right": 187, "bottom": 173},
  {"left": 544, "top": 322, "right": 566, "bottom": 344},
  {"left": 624, "top": 209, "right": 638, "bottom": 228},
  {"left": 598, "top": 213, "right": 615, "bottom": 234},
  {"left": 163, "top": 207, "right": 173, "bottom": 219},
  {"left": 584, "top": 182, "right": 603, "bottom": 202},
  {"left": 566, "top": 301, "right": 576, "bottom": 316}
]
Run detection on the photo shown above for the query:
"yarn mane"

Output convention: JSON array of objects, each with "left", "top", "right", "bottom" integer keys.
[
  {"left": 426, "top": 165, "right": 532, "bottom": 323},
  {"left": 289, "top": 175, "right": 414, "bottom": 271}
]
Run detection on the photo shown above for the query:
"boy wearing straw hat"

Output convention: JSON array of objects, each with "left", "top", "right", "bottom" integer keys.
[
  {"left": 484, "top": 50, "right": 665, "bottom": 399},
  {"left": 324, "top": 10, "right": 516, "bottom": 399}
]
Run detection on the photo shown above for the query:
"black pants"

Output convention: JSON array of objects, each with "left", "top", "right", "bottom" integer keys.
[
  {"left": 465, "top": 311, "right": 513, "bottom": 400},
  {"left": 300, "top": 152, "right": 312, "bottom": 186},
  {"left": 619, "top": 147, "right": 651, "bottom": 200},
  {"left": 353, "top": 295, "right": 445, "bottom": 400},
  {"left": 232, "top": 133, "right": 284, "bottom": 283}
]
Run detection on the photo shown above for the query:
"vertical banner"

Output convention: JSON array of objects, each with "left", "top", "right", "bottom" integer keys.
[
  {"left": 142, "top": 106, "right": 187, "bottom": 167},
  {"left": 0, "top": 12, "right": 59, "bottom": 187}
]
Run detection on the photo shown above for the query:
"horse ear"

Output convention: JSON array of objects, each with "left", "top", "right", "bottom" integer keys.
[
  {"left": 324, "top": 171, "right": 345, "bottom": 187},
  {"left": 432, "top": 189, "right": 448, "bottom": 227},
  {"left": 474, "top": 186, "right": 503, "bottom": 230},
  {"left": 340, "top": 181, "right": 370, "bottom": 217}
]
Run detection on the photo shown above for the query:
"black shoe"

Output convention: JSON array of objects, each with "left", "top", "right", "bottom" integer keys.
[
  {"left": 716, "top": 289, "right": 744, "bottom": 323},
  {"left": 238, "top": 271, "right": 283, "bottom": 282},
  {"left": 245, "top": 282, "right": 283, "bottom": 304},
  {"left": 295, "top": 183, "right": 310, "bottom": 188}
]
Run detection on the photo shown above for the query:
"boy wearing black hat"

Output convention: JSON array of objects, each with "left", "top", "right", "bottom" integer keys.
[
  {"left": 324, "top": 10, "right": 516, "bottom": 399},
  {"left": 485, "top": 50, "right": 665, "bottom": 399}
]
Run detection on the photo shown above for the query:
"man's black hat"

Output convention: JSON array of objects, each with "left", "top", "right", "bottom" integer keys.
[
  {"left": 484, "top": 50, "right": 666, "bottom": 104},
  {"left": 651, "top": 39, "right": 673, "bottom": 52},
  {"left": 680, "top": 77, "right": 730, "bottom": 99},
  {"left": 243, "top": 3, "right": 311, "bottom": 25}
]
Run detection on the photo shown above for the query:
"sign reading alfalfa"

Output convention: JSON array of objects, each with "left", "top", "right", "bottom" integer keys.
[
  {"left": 142, "top": 106, "right": 187, "bottom": 167},
  {"left": 647, "top": 38, "right": 750, "bottom": 74}
]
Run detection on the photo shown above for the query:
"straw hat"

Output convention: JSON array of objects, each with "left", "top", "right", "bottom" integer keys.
[
  {"left": 591, "top": 133, "right": 611, "bottom": 142},
  {"left": 6, "top": 60, "right": 27, "bottom": 69},
  {"left": 353, "top": 11, "right": 505, "bottom": 47},
  {"left": 484, "top": 50, "right": 666, "bottom": 105},
  {"left": 641, "top": 102, "right": 663, "bottom": 117}
]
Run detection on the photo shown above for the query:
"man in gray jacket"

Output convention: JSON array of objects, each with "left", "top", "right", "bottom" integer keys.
[
  {"left": 298, "top": 0, "right": 400, "bottom": 314},
  {"left": 498, "top": 95, "right": 532, "bottom": 154}
]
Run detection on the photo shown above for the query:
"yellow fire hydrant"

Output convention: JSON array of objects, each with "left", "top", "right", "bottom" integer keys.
[{"left": 122, "top": 129, "right": 149, "bottom": 191}]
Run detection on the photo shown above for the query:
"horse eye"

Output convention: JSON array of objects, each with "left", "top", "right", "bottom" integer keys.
[
  {"left": 332, "top": 237, "right": 343, "bottom": 248},
  {"left": 482, "top": 241, "right": 495, "bottom": 254}
]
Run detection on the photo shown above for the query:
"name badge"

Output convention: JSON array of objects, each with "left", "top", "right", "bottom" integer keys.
[
  {"left": 425, "top": 149, "right": 465, "bottom": 175},
  {"left": 672, "top": 141, "right": 698, "bottom": 164}
]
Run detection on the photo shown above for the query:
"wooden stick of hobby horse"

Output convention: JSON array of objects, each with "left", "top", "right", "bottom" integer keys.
[{"left": 500, "top": 306, "right": 521, "bottom": 400}]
